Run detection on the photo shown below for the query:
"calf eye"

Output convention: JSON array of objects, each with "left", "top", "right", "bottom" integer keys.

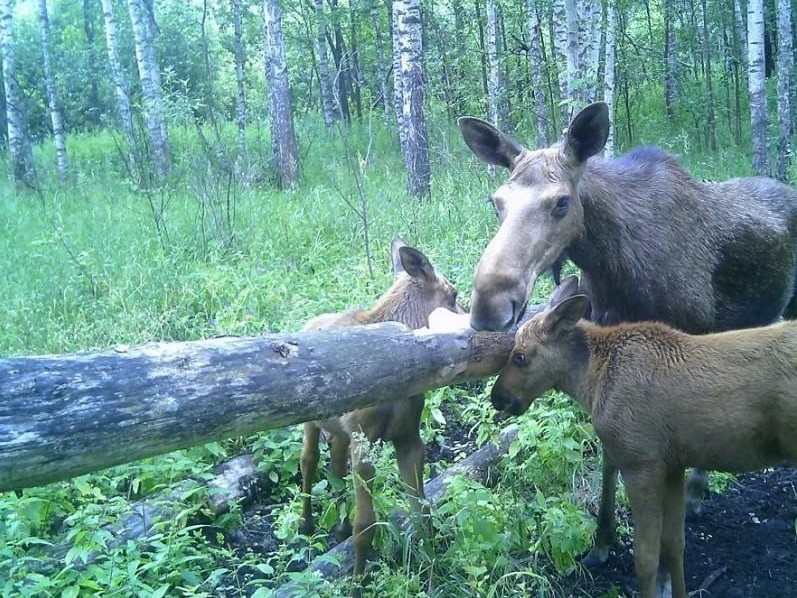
[
  {"left": 511, "top": 351, "right": 528, "bottom": 367},
  {"left": 552, "top": 195, "right": 570, "bottom": 218}
]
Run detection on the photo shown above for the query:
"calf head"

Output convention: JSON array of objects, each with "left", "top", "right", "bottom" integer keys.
[{"left": 491, "top": 287, "right": 589, "bottom": 415}]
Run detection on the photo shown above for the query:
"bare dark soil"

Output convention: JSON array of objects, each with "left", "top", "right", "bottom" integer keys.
[{"left": 562, "top": 467, "right": 797, "bottom": 598}]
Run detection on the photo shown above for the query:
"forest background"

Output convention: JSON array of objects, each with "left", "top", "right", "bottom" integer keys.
[{"left": 0, "top": 0, "right": 794, "bottom": 596}]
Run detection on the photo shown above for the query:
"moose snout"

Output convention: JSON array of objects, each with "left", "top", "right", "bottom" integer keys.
[
  {"left": 490, "top": 383, "right": 528, "bottom": 416},
  {"left": 470, "top": 289, "right": 526, "bottom": 332}
]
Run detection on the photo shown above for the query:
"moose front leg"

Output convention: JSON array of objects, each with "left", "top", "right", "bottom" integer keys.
[
  {"left": 685, "top": 468, "right": 708, "bottom": 514},
  {"left": 329, "top": 433, "right": 353, "bottom": 541},
  {"left": 393, "top": 430, "right": 429, "bottom": 530},
  {"left": 661, "top": 470, "right": 688, "bottom": 598},
  {"left": 583, "top": 451, "right": 619, "bottom": 567},
  {"left": 350, "top": 436, "right": 377, "bottom": 594},
  {"left": 623, "top": 467, "right": 666, "bottom": 598}
]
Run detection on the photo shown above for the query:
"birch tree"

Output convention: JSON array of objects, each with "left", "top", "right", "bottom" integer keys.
[
  {"left": 393, "top": 0, "right": 430, "bottom": 198},
  {"left": 314, "top": 0, "right": 336, "bottom": 129},
  {"left": 486, "top": 0, "right": 509, "bottom": 131},
  {"left": 700, "top": 0, "right": 716, "bottom": 151},
  {"left": 664, "top": 0, "right": 677, "bottom": 120},
  {"left": 101, "top": 0, "right": 138, "bottom": 179},
  {"left": 231, "top": 0, "right": 247, "bottom": 154},
  {"left": 526, "top": 0, "right": 550, "bottom": 146},
  {"left": 263, "top": 0, "right": 300, "bottom": 188},
  {"left": 604, "top": 0, "right": 616, "bottom": 157},
  {"left": 371, "top": 3, "right": 391, "bottom": 121},
  {"left": 391, "top": 1, "right": 406, "bottom": 153},
  {"left": 0, "top": 0, "right": 36, "bottom": 188},
  {"left": 127, "top": 0, "right": 171, "bottom": 180},
  {"left": 747, "top": 0, "right": 768, "bottom": 175},
  {"left": 776, "top": 0, "right": 793, "bottom": 182},
  {"left": 37, "top": 0, "right": 68, "bottom": 183}
]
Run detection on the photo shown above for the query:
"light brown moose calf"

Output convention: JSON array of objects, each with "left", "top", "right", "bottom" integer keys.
[
  {"left": 299, "top": 238, "right": 464, "bottom": 585},
  {"left": 490, "top": 276, "right": 797, "bottom": 598}
]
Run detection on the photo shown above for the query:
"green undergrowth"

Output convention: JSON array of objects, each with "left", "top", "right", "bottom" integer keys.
[{"left": 0, "top": 115, "right": 755, "bottom": 597}]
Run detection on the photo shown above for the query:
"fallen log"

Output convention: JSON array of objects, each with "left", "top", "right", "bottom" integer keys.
[
  {"left": 0, "top": 322, "right": 516, "bottom": 492},
  {"left": 271, "top": 426, "right": 519, "bottom": 597}
]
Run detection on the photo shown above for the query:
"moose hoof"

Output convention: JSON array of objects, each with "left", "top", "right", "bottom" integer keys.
[
  {"left": 335, "top": 520, "right": 353, "bottom": 542},
  {"left": 299, "top": 518, "right": 315, "bottom": 537},
  {"left": 582, "top": 545, "right": 610, "bottom": 568}
]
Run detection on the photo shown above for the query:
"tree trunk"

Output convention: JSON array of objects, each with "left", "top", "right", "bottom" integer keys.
[
  {"left": 393, "top": 0, "right": 431, "bottom": 198},
  {"left": 315, "top": 0, "right": 336, "bottom": 128},
  {"left": 329, "top": 0, "right": 351, "bottom": 122},
  {"left": 101, "top": 0, "right": 139, "bottom": 180},
  {"left": 390, "top": 0, "right": 406, "bottom": 151},
  {"left": 263, "top": 0, "right": 300, "bottom": 188},
  {"left": 370, "top": 4, "right": 391, "bottom": 121},
  {"left": 664, "top": 0, "right": 677, "bottom": 120},
  {"left": 747, "top": 0, "right": 769, "bottom": 175},
  {"left": 37, "top": 0, "right": 68, "bottom": 183},
  {"left": 604, "top": 0, "right": 616, "bottom": 158},
  {"left": 474, "top": 0, "right": 488, "bottom": 99},
  {"left": 82, "top": 0, "right": 102, "bottom": 127},
  {"left": 348, "top": 4, "right": 363, "bottom": 121},
  {"left": 231, "top": 0, "right": 247, "bottom": 155},
  {"left": 700, "top": 0, "right": 716, "bottom": 151},
  {"left": 127, "top": 0, "right": 171, "bottom": 180},
  {"left": 0, "top": 0, "right": 36, "bottom": 189},
  {"left": 775, "top": 0, "right": 793, "bottom": 182},
  {"left": 526, "top": 0, "right": 550, "bottom": 146},
  {"left": 486, "top": 0, "right": 509, "bottom": 131},
  {"left": 733, "top": 0, "right": 748, "bottom": 65},
  {"left": 0, "top": 322, "right": 516, "bottom": 492},
  {"left": 577, "top": 0, "right": 601, "bottom": 104}
]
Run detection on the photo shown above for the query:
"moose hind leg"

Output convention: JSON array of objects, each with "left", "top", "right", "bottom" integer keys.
[
  {"left": 351, "top": 436, "right": 378, "bottom": 580},
  {"left": 685, "top": 468, "right": 708, "bottom": 515},
  {"left": 300, "top": 423, "right": 322, "bottom": 536},
  {"left": 583, "top": 452, "right": 619, "bottom": 567},
  {"left": 394, "top": 431, "right": 430, "bottom": 533},
  {"left": 329, "top": 433, "right": 353, "bottom": 541}
]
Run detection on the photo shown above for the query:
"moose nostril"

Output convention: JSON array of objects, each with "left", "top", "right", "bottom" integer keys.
[{"left": 490, "top": 386, "right": 509, "bottom": 411}]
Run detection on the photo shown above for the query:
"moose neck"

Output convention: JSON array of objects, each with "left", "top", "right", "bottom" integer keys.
[
  {"left": 365, "top": 277, "right": 430, "bottom": 329},
  {"left": 551, "top": 324, "right": 595, "bottom": 412}
]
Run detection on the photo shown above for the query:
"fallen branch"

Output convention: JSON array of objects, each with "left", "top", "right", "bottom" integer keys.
[{"left": 271, "top": 426, "right": 519, "bottom": 596}]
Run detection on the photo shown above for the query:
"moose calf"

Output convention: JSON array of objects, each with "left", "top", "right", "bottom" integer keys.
[
  {"left": 299, "top": 238, "right": 463, "bottom": 584},
  {"left": 491, "top": 276, "right": 797, "bottom": 598}
]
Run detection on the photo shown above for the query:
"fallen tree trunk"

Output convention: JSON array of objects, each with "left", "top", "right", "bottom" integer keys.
[
  {"left": 0, "top": 322, "right": 516, "bottom": 492},
  {"left": 272, "top": 426, "right": 519, "bottom": 597}
]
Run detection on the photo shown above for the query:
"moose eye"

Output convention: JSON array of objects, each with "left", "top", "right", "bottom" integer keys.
[
  {"left": 552, "top": 195, "right": 570, "bottom": 218},
  {"left": 511, "top": 351, "right": 528, "bottom": 367}
]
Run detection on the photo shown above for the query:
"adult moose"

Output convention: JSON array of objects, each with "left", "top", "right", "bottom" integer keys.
[{"left": 458, "top": 102, "right": 797, "bottom": 566}]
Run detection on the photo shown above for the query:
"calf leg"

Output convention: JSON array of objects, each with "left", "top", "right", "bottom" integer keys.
[
  {"left": 300, "top": 423, "right": 322, "bottom": 535},
  {"left": 583, "top": 452, "right": 619, "bottom": 566},
  {"left": 351, "top": 436, "right": 378, "bottom": 580},
  {"left": 685, "top": 468, "right": 708, "bottom": 514},
  {"left": 393, "top": 431, "right": 429, "bottom": 530},
  {"left": 623, "top": 467, "right": 666, "bottom": 598},
  {"left": 329, "top": 433, "right": 353, "bottom": 541},
  {"left": 661, "top": 470, "right": 687, "bottom": 598}
]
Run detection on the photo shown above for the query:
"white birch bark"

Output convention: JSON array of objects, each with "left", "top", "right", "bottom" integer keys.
[
  {"left": 603, "top": 0, "right": 616, "bottom": 158},
  {"left": 263, "top": 0, "right": 300, "bottom": 188},
  {"left": 526, "top": 0, "right": 549, "bottom": 146},
  {"left": 393, "top": 0, "right": 430, "bottom": 198},
  {"left": 101, "top": 0, "right": 138, "bottom": 178},
  {"left": 733, "top": 0, "right": 748, "bottom": 66},
  {"left": 314, "top": 0, "right": 336, "bottom": 128},
  {"left": 0, "top": 0, "right": 36, "bottom": 188},
  {"left": 127, "top": 0, "right": 171, "bottom": 179},
  {"left": 486, "top": 0, "right": 509, "bottom": 130},
  {"left": 578, "top": 0, "right": 601, "bottom": 103},
  {"left": 231, "top": 0, "right": 247, "bottom": 154},
  {"left": 776, "top": 0, "right": 793, "bottom": 182},
  {"left": 747, "top": 0, "right": 768, "bottom": 175},
  {"left": 37, "top": 0, "right": 68, "bottom": 183},
  {"left": 391, "top": 1, "right": 406, "bottom": 153},
  {"left": 371, "top": 5, "right": 391, "bottom": 122}
]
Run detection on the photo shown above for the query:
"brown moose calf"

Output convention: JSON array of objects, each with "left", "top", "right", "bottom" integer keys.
[
  {"left": 299, "top": 238, "right": 464, "bottom": 587},
  {"left": 491, "top": 277, "right": 797, "bottom": 598}
]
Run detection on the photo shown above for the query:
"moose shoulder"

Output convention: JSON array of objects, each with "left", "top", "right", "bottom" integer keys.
[{"left": 491, "top": 283, "right": 797, "bottom": 598}]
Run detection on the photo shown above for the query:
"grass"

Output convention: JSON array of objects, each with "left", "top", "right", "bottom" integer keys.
[{"left": 0, "top": 109, "right": 763, "bottom": 597}]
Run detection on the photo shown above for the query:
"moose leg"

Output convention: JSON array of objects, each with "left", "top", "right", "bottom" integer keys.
[
  {"left": 393, "top": 431, "right": 430, "bottom": 530},
  {"left": 624, "top": 467, "right": 666, "bottom": 598},
  {"left": 329, "top": 433, "right": 353, "bottom": 541},
  {"left": 300, "top": 423, "right": 322, "bottom": 535},
  {"left": 685, "top": 468, "right": 708, "bottom": 514},
  {"left": 350, "top": 436, "right": 378, "bottom": 581},
  {"left": 661, "top": 471, "right": 687, "bottom": 598},
  {"left": 583, "top": 452, "right": 619, "bottom": 566}
]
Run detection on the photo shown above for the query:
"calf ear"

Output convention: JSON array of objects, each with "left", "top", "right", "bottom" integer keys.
[
  {"left": 548, "top": 275, "right": 581, "bottom": 307},
  {"left": 563, "top": 102, "right": 610, "bottom": 165},
  {"left": 542, "top": 294, "right": 589, "bottom": 334},
  {"left": 391, "top": 237, "right": 408, "bottom": 277},
  {"left": 398, "top": 246, "right": 435, "bottom": 281},
  {"left": 458, "top": 117, "right": 526, "bottom": 170}
]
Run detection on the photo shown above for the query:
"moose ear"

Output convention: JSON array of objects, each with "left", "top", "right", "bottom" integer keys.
[
  {"left": 458, "top": 117, "right": 526, "bottom": 170},
  {"left": 548, "top": 275, "right": 582, "bottom": 307},
  {"left": 542, "top": 294, "right": 589, "bottom": 334},
  {"left": 391, "top": 237, "right": 408, "bottom": 277},
  {"left": 562, "top": 102, "right": 610, "bottom": 165},
  {"left": 398, "top": 246, "right": 435, "bottom": 281}
]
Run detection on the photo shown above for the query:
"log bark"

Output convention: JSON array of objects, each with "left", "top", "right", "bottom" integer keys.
[
  {"left": 271, "top": 426, "right": 519, "bottom": 596},
  {"left": 0, "top": 323, "right": 515, "bottom": 492}
]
